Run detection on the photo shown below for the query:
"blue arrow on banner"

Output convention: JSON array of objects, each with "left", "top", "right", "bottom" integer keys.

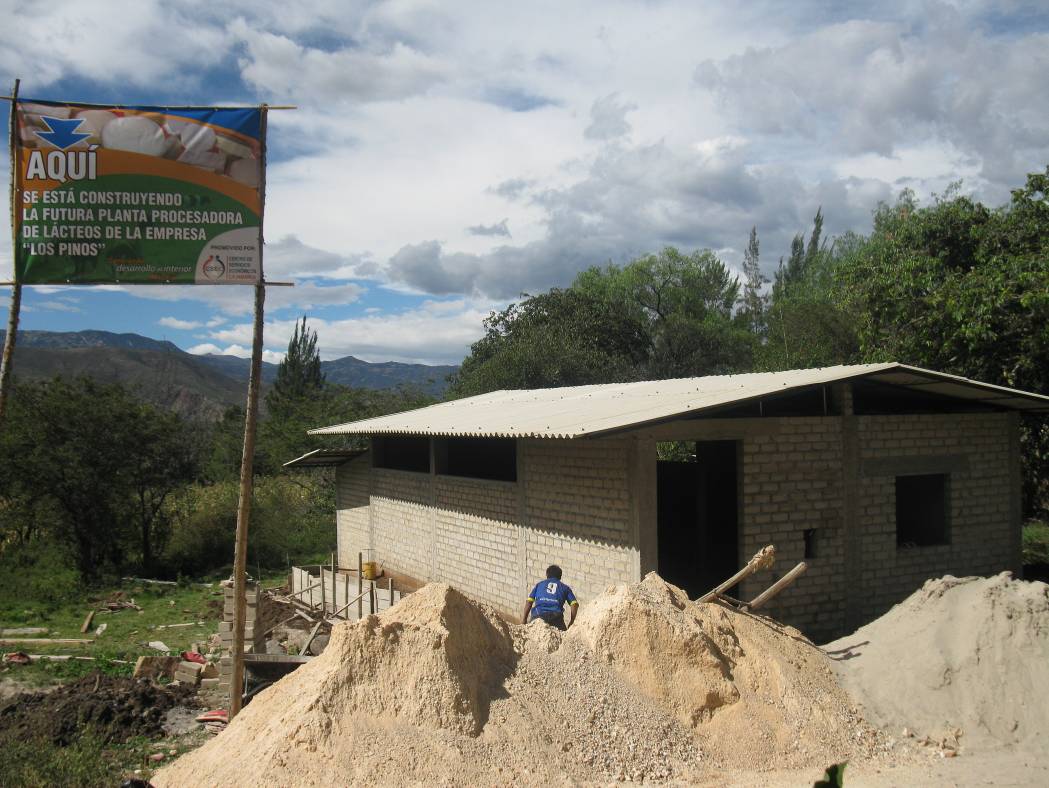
[{"left": 34, "top": 116, "right": 92, "bottom": 150}]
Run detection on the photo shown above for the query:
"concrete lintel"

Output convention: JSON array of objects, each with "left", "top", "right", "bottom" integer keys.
[{"left": 861, "top": 454, "right": 971, "bottom": 478}]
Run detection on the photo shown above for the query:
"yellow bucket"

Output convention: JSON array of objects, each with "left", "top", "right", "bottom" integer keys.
[{"left": 362, "top": 561, "right": 379, "bottom": 580}]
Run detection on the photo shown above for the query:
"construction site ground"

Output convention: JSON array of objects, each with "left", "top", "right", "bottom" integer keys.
[{"left": 2, "top": 570, "right": 1047, "bottom": 785}]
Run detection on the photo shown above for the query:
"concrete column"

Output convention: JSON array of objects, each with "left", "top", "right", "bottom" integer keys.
[
  {"left": 629, "top": 437, "right": 658, "bottom": 580},
  {"left": 838, "top": 382, "right": 862, "bottom": 632}
]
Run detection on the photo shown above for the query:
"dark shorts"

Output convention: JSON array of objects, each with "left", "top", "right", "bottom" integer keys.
[{"left": 533, "top": 611, "right": 567, "bottom": 631}]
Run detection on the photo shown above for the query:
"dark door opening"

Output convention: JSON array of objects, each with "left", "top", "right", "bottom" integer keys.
[{"left": 656, "top": 440, "right": 739, "bottom": 599}]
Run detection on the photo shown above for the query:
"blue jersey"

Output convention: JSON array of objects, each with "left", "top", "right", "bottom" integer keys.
[{"left": 528, "top": 578, "right": 577, "bottom": 617}]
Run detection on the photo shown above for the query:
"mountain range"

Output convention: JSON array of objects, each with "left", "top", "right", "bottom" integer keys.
[{"left": 1, "top": 330, "right": 457, "bottom": 419}]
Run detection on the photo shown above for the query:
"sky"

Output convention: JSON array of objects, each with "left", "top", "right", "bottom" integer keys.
[{"left": 2, "top": 0, "right": 1048, "bottom": 365}]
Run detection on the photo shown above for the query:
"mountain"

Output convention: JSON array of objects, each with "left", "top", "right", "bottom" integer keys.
[
  {"left": 0, "top": 330, "right": 456, "bottom": 417},
  {"left": 8, "top": 344, "right": 246, "bottom": 420},
  {"left": 323, "top": 356, "right": 457, "bottom": 394}
]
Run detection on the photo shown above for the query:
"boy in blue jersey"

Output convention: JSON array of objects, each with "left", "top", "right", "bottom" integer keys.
[{"left": 522, "top": 565, "right": 578, "bottom": 631}]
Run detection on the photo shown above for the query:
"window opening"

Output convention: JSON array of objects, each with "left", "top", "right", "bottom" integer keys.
[
  {"left": 435, "top": 437, "right": 517, "bottom": 482},
  {"left": 896, "top": 474, "right": 949, "bottom": 547},
  {"left": 372, "top": 435, "right": 430, "bottom": 473}
]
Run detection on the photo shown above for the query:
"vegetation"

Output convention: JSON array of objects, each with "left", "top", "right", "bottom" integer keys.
[
  {"left": 0, "top": 319, "right": 434, "bottom": 587},
  {"left": 451, "top": 165, "right": 1049, "bottom": 518}
]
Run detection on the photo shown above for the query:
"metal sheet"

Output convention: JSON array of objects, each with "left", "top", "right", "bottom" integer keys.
[{"left": 308, "top": 363, "right": 1049, "bottom": 440}]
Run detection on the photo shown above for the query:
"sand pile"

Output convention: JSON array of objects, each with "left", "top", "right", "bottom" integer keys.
[
  {"left": 572, "top": 574, "right": 876, "bottom": 768},
  {"left": 825, "top": 572, "right": 1049, "bottom": 750},
  {"left": 156, "top": 576, "right": 881, "bottom": 786}
]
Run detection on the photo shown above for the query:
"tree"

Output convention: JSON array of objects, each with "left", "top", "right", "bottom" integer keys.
[
  {"left": 836, "top": 168, "right": 1049, "bottom": 515},
  {"left": 267, "top": 316, "right": 324, "bottom": 416},
  {"left": 740, "top": 226, "right": 767, "bottom": 335},
  {"left": 451, "top": 246, "right": 754, "bottom": 396},
  {"left": 0, "top": 378, "right": 198, "bottom": 579}
]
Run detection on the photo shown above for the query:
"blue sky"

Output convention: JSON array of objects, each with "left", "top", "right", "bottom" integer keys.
[{"left": 2, "top": 0, "right": 1047, "bottom": 365}]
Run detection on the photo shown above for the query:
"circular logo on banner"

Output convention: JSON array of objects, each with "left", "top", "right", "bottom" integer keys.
[{"left": 201, "top": 255, "right": 226, "bottom": 280}]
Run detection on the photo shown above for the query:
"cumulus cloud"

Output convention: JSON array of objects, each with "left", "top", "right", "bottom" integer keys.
[
  {"left": 228, "top": 17, "right": 450, "bottom": 104},
  {"left": 159, "top": 316, "right": 203, "bottom": 330},
  {"left": 693, "top": 9, "right": 1049, "bottom": 191},
  {"left": 188, "top": 342, "right": 283, "bottom": 364},
  {"left": 203, "top": 299, "right": 491, "bottom": 364}
]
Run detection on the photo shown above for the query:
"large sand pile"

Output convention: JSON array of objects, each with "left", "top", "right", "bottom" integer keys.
[
  {"left": 825, "top": 572, "right": 1049, "bottom": 751},
  {"left": 155, "top": 575, "right": 882, "bottom": 786}
]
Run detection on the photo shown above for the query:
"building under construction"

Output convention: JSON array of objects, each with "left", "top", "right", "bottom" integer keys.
[{"left": 286, "top": 363, "right": 1049, "bottom": 641}]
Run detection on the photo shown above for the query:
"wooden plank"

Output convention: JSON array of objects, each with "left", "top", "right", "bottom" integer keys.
[
  {"left": 80, "top": 610, "right": 95, "bottom": 633},
  {"left": 0, "top": 638, "right": 93, "bottom": 646},
  {"left": 745, "top": 562, "right": 808, "bottom": 611},
  {"left": 301, "top": 621, "right": 324, "bottom": 656},
  {"left": 698, "top": 545, "right": 776, "bottom": 603}
]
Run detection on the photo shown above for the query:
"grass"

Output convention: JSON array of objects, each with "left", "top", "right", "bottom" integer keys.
[
  {"left": 0, "top": 552, "right": 292, "bottom": 785},
  {"left": 1022, "top": 519, "right": 1049, "bottom": 569},
  {"left": 0, "top": 550, "right": 290, "bottom": 686}
]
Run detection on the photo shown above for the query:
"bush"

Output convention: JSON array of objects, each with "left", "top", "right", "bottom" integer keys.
[{"left": 161, "top": 474, "right": 335, "bottom": 576}]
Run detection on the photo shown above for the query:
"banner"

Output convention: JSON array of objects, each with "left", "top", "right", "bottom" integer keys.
[{"left": 13, "top": 100, "right": 264, "bottom": 284}]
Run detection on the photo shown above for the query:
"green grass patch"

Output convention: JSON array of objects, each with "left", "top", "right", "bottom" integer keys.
[{"left": 1022, "top": 519, "right": 1049, "bottom": 567}]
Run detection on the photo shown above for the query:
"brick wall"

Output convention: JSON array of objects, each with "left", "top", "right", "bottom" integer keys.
[
  {"left": 852, "top": 412, "right": 1015, "bottom": 623},
  {"left": 335, "top": 454, "right": 370, "bottom": 569},
  {"left": 370, "top": 469, "right": 434, "bottom": 582},
  {"left": 435, "top": 476, "right": 519, "bottom": 612},
  {"left": 521, "top": 438, "right": 638, "bottom": 607},
  {"left": 333, "top": 437, "right": 640, "bottom": 619},
  {"left": 735, "top": 418, "right": 847, "bottom": 640}
]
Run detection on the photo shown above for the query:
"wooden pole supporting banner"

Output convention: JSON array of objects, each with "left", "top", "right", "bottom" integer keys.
[
  {"left": 0, "top": 79, "right": 22, "bottom": 425},
  {"left": 229, "top": 105, "right": 268, "bottom": 721}
]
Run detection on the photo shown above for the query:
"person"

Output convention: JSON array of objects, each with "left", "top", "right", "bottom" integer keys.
[{"left": 522, "top": 565, "right": 578, "bottom": 630}]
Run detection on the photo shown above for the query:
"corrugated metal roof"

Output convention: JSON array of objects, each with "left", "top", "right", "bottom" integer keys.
[{"left": 307, "top": 363, "right": 1049, "bottom": 440}]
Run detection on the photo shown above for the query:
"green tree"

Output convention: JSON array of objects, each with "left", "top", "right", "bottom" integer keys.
[
  {"left": 837, "top": 168, "right": 1049, "bottom": 515},
  {"left": 267, "top": 316, "right": 324, "bottom": 417},
  {"left": 740, "top": 226, "right": 768, "bottom": 335},
  {"left": 0, "top": 379, "right": 198, "bottom": 579}
]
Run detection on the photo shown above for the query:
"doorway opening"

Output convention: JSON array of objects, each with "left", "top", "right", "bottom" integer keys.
[{"left": 656, "top": 440, "right": 740, "bottom": 599}]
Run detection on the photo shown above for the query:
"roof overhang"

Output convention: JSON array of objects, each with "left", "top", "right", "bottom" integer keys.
[
  {"left": 283, "top": 449, "right": 367, "bottom": 469},
  {"left": 307, "top": 363, "right": 1049, "bottom": 441}
]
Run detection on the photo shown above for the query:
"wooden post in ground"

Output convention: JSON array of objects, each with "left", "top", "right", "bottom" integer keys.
[
  {"left": 357, "top": 552, "right": 363, "bottom": 620},
  {"left": 0, "top": 79, "right": 22, "bottom": 426},
  {"left": 229, "top": 105, "right": 269, "bottom": 721}
]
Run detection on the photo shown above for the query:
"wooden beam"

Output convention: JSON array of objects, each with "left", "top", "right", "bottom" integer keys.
[{"left": 745, "top": 562, "right": 808, "bottom": 611}]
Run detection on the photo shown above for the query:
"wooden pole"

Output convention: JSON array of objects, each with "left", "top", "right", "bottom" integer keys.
[
  {"left": 229, "top": 105, "right": 268, "bottom": 720},
  {"left": 357, "top": 551, "right": 363, "bottom": 620},
  {"left": 0, "top": 79, "right": 21, "bottom": 425},
  {"left": 698, "top": 545, "right": 776, "bottom": 603},
  {"left": 745, "top": 561, "right": 808, "bottom": 611}
]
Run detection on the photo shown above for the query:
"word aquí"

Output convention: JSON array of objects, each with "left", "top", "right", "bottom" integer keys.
[{"left": 24, "top": 146, "right": 98, "bottom": 183}]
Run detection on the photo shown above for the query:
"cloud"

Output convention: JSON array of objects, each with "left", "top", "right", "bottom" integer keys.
[
  {"left": 204, "top": 299, "right": 490, "bottom": 365},
  {"left": 228, "top": 17, "right": 450, "bottom": 104},
  {"left": 92, "top": 280, "right": 366, "bottom": 317},
  {"left": 693, "top": 9, "right": 1049, "bottom": 191},
  {"left": 37, "top": 300, "right": 83, "bottom": 313},
  {"left": 188, "top": 342, "right": 283, "bottom": 364},
  {"left": 159, "top": 316, "right": 203, "bottom": 330},
  {"left": 584, "top": 93, "right": 637, "bottom": 141},
  {"left": 466, "top": 219, "right": 511, "bottom": 237}
]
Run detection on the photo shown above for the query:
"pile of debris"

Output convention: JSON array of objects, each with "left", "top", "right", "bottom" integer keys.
[{"left": 154, "top": 575, "right": 883, "bottom": 786}]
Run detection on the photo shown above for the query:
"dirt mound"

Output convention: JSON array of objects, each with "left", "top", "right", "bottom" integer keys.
[
  {"left": 0, "top": 673, "right": 197, "bottom": 746},
  {"left": 156, "top": 577, "right": 881, "bottom": 786},
  {"left": 571, "top": 574, "right": 876, "bottom": 768},
  {"left": 154, "top": 584, "right": 516, "bottom": 785},
  {"left": 825, "top": 572, "right": 1049, "bottom": 750}
]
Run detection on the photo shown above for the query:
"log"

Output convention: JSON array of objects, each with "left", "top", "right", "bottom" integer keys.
[
  {"left": 698, "top": 545, "right": 776, "bottom": 603},
  {"left": 0, "top": 638, "right": 93, "bottom": 646},
  {"left": 80, "top": 610, "right": 95, "bottom": 633},
  {"left": 0, "top": 628, "right": 48, "bottom": 636},
  {"left": 301, "top": 621, "right": 324, "bottom": 656},
  {"left": 745, "top": 562, "right": 808, "bottom": 611}
]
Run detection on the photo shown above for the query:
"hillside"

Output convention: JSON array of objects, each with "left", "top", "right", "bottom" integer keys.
[{"left": 0, "top": 330, "right": 456, "bottom": 418}]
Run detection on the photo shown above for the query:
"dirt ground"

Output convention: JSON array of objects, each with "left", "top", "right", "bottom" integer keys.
[{"left": 0, "top": 673, "right": 200, "bottom": 746}]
